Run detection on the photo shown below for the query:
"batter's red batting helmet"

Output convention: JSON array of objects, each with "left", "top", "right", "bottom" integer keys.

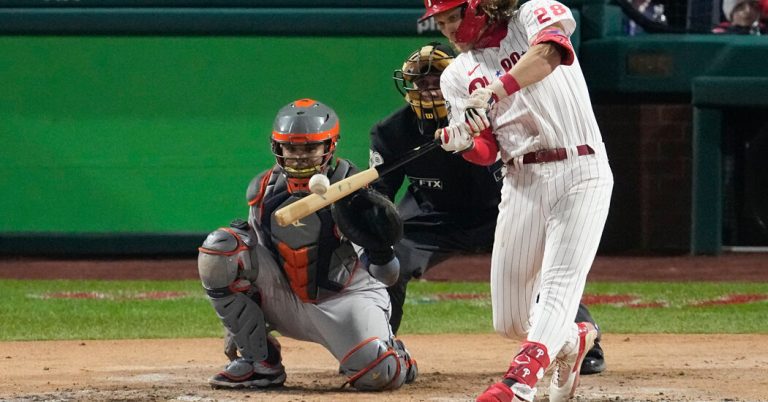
[
  {"left": 455, "top": 0, "right": 489, "bottom": 44},
  {"left": 271, "top": 98, "right": 339, "bottom": 193},
  {"left": 419, "top": 0, "right": 466, "bottom": 21}
]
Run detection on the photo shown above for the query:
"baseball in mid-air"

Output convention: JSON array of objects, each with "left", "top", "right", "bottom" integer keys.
[{"left": 309, "top": 174, "right": 330, "bottom": 195}]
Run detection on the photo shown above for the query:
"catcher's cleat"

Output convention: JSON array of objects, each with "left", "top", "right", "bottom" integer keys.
[
  {"left": 395, "top": 339, "right": 419, "bottom": 384},
  {"left": 579, "top": 337, "right": 606, "bottom": 375},
  {"left": 549, "top": 322, "right": 598, "bottom": 402},
  {"left": 209, "top": 358, "right": 286, "bottom": 389}
]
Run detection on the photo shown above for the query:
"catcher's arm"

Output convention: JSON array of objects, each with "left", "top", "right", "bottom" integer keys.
[{"left": 331, "top": 188, "right": 403, "bottom": 286}]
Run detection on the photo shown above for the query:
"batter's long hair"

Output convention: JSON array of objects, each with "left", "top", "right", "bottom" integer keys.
[{"left": 479, "top": 0, "right": 519, "bottom": 24}]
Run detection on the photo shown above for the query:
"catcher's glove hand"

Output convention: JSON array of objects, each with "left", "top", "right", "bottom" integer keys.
[{"left": 331, "top": 188, "right": 403, "bottom": 254}]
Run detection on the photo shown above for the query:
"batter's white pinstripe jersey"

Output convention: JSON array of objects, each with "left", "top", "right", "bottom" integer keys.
[
  {"left": 440, "top": 0, "right": 603, "bottom": 163},
  {"left": 437, "top": 0, "right": 613, "bottom": 374}
]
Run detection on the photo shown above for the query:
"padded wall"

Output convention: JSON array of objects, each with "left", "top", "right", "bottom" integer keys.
[{"left": 0, "top": 36, "right": 438, "bottom": 234}]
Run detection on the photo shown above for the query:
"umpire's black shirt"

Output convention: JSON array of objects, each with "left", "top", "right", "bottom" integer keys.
[{"left": 370, "top": 105, "right": 502, "bottom": 228}]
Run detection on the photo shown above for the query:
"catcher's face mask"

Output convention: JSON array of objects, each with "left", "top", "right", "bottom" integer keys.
[
  {"left": 393, "top": 43, "right": 455, "bottom": 136},
  {"left": 271, "top": 98, "right": 339, "bottom": 194},
  {"left": 275, "top": 142, "right": 329, "bottom": 177}
]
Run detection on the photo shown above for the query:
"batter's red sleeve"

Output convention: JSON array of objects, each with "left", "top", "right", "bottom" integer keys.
[{"left": 461, "top": 128, "right": 498, "bottom": 166}]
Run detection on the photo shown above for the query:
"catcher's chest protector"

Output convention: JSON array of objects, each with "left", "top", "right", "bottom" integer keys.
[{"left": 255, "top": 162, "right": 358, "bottom": 303}]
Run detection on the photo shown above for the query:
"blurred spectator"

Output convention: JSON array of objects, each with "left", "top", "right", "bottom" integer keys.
[
  {"left": 625, "top": 0, "right": 668, "bottom": 35},
  {"left": 713, "top": 0, "right": 766, "bottom": 34},
  {"left": 761, "top": 0, "right": 768, "bottom": 22}
]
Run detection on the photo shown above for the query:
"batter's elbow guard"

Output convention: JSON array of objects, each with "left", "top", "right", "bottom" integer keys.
[{"left": 532, "top": 29, "right": 575, "bottom": 66}]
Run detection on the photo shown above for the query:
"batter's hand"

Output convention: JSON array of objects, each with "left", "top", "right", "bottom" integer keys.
[
  {"left": 465, "top": 87, "right": 494, "bottom": 134},
  {"left": 436, "top": 122, "right": 474, "bottom": 153},
  {"left": 466, "top": 87, "right": 495, "bottom": 110},
  {"left": 465, "top": 107, "right": 490, "bottom": 133}
]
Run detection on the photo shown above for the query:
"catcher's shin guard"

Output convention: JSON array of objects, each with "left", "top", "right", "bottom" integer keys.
[
  {"left": 198, "top": 224, "right": 268, "bottom": 362},
  {"left": 340, "top": 337, "right": 418, "bottom": 391}
]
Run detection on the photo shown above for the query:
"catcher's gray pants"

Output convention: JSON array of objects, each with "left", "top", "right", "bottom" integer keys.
[{"left": 250, "top": 244, "right": 393, "bottom": 361}]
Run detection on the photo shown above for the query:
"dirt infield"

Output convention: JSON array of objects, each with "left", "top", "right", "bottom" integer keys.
[
  {"left": 1, "top": 253, "right": 767, "bottom": 401},
  {"left": 2, "top": 334, "right": 768, "bottom": 402}
]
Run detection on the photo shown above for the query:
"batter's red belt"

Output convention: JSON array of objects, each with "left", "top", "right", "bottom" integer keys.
[{"left": 522, "top": 144, "right": 594, "bottom": 164}]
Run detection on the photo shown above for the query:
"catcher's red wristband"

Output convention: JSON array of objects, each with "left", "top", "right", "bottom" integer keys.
[{"left": 500, "top": 74, "right": 521, "bottom": 96}]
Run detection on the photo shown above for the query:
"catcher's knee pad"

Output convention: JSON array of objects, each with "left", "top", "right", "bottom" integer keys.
[
  {"left": 199, "top": 221, "right": 267, "bottom": 362},
  {"left": 340, "top": 337, "right": 418, "bottom": 391},
  {"left": 198, "top": 221, "right": 258, "bottom": 296}
]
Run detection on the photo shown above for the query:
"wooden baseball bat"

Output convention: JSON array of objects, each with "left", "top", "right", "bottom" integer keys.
[{"left": 274, "top": 138, "right": 440, "bottom": 227}]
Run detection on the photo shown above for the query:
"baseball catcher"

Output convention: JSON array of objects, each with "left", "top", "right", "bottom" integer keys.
[{"left": 197, "top": 98, "right": 417, "bottom": 391}]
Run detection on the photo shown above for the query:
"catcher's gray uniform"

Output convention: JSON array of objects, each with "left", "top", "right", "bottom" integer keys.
[{"left": 198, "top": 161, "right": 417, "bottom": 391}]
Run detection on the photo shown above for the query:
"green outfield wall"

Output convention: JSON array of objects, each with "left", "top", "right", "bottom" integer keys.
[
  {"left": 0, "top": 36, "right": 438, "bottom": 238},
  {"left": 2, "top": 0, "right": 766, "bottom": 255}
]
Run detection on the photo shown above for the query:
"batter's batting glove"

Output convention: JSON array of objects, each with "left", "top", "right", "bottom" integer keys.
[
  {"left": 465, "top": 107, "right": 490, "bottom": 133},
  {"left": 464, "top": 87, "right": 495, "bottom": 134},
  {"left": 466, "top": 87, "right": 495, "bottom": 110},
  {"left": 436, "top": 122, "right": 474, "bottom": 153}
]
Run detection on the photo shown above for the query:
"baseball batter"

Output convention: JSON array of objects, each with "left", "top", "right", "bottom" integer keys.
[
  {"left": 421, "top": 1, "right": 614, "bottom": 401},
  {"left": 196, "top": 99, "right": 417, "bottom": 392}
]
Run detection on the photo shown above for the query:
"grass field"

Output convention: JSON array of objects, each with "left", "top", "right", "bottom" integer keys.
[{"left": 1, "top": 279, "right": 767, "bottom": 341}]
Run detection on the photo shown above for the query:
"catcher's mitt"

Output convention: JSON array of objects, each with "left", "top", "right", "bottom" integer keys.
[{"left": 331, "top": 188, "right": 403, "bottom": 250}]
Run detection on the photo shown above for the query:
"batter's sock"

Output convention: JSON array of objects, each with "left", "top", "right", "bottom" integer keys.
[{"left": 503, "top": 341, "right": 550, "bottom": 389}]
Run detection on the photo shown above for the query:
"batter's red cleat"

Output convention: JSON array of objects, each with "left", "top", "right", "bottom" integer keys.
[
  {"left": 477, "top": 381, "right": 536, "bottom": 402},
  {"left": 549, "top": 322, "right": 598, "bottom": 401},
  {"left": 477, "top": 382, "right": 516, "bottom": 402}
]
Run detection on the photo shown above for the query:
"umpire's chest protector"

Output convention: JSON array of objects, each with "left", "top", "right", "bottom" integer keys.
[{"left": 254, "top": 162, "right": 359, "bottom": 303}]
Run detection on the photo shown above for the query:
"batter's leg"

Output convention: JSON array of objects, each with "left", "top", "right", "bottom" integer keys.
[
  {"left": 489, "top": 169, "right": 546, "bottom": 340},
  {"left": 529, "top": 160, "right": 612, "bottom": 363}
]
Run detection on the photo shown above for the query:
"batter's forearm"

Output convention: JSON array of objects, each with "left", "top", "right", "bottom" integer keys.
[
  {"left": 488, "top": 22, "right": 572, "bottom": 99},
  {"left": 461, "top": 129, "right": 499, "bottom": 166},
  {"left": 508, "top": 44, "right": 562, "bottom": 87},
  {"left": 488, "top": 44, "right": 561, "bottom": 99}
]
